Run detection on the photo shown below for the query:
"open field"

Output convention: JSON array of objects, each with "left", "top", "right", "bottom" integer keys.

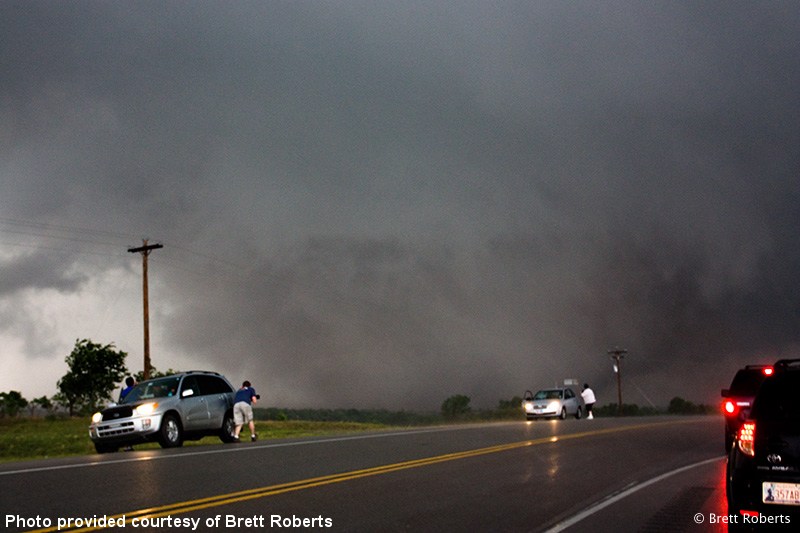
[{"left": 0, "top": 418, "right": 387, "bottom": 463}]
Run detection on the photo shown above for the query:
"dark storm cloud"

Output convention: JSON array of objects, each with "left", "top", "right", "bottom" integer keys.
[
  {"left": 0, "top": 251, "right": 87, "bottom": 296},
  {"left": 2, "top": 1, "right": 800, "bottom": 407}
]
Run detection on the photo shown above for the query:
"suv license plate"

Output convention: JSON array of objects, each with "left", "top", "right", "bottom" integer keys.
[{"left": 763, "top": 482, "right": 800, "bottom": 505}]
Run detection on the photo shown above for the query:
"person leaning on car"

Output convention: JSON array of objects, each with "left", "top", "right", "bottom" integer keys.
[
  {"left": 119, "top": 376, "right": 136, "bottom": 402},
  {"left": 232, "top": 380, "right": 259, "bottom": 442},
  {"left": 581, "top": 383, "right": 596, "bottom": 420}
]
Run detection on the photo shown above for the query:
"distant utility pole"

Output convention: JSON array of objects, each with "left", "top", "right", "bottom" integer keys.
[
  {"left": 128, "top": 239, "right": 163, "bottom": 381},
  {"left": 608, "top": 347, "right": 628, "bottom": 416}
]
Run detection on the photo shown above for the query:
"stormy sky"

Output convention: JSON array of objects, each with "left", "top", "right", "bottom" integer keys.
[{"left": 1, "top": 1, "right": 799, "bottom": 410}]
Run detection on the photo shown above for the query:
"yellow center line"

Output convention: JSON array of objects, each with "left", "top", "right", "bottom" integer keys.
[{"left": 28, "top": 418, "right": 703, "bottom": 533}]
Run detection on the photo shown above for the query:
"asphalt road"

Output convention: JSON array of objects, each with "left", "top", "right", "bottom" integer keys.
[{"left": 1, "top": 416, "right": 730, "bottom": 532}]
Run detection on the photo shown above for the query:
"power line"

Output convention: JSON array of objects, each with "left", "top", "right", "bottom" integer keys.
[
  {"left": 0, "top": 217, "right": 251, "bottom": 282},
  {"left": 0, "top": 216, "right": 138, "bottom": 241},
  {"left": 0, "top": 240, "right": 129, "bottom": 258},
  {"left": 0, "top": 227, "right": 124, "bottom": 248},
  {"left": 165, "top": 242, "right": 250, "bottom": 272}
]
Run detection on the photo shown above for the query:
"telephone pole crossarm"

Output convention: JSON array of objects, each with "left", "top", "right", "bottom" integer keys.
[{"left": 128, "top": 243, "right": 164, "bottom": 254}]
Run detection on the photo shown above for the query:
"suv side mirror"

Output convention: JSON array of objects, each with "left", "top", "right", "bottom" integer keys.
[{"left": 182, "top": 389, "right": 195, "bottom": 398}]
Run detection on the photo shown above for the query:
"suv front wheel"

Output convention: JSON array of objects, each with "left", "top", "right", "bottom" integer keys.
[
  {"left": 94, "top": 442, "right": 118, "bottom": 454},
  {"left": 159, "top": 413, "right": 184, "bottom": 448},
  {"left": 220, "top": 411, "right": 237, "bottom": 443}
]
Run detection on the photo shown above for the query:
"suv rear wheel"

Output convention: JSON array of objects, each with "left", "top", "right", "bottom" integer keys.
[{"left": 159, "top": 413, "right": 183, "bottom": 448}]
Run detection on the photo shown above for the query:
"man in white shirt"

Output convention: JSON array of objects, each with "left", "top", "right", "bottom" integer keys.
[{"left": 581, "top": 384, "right": 596, "bottom": 419}]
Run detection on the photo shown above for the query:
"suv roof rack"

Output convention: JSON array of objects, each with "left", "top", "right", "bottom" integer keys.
[{"left": 773, "top": 359, "right": 800, "bottom": 369}]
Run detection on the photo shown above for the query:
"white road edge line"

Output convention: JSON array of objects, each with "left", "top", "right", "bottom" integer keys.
[
  {"left": 545, "top": 456, "right": 723, "bottom": 532},
  {"left": 0, "top": 424, "right": 490, "bottom": 477}
]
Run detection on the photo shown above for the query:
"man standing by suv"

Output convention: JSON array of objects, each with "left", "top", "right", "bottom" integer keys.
[{"left": 232, "top": 380, "right": 258, "bottom": 442}]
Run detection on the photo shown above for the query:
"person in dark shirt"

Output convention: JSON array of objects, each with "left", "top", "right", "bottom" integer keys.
[
  {"left": 232, "top": 380, "right": 258, "bottom": 442},
  {"left": 119, "top": 376, "right": 137, "bottom": 450},
  {"left": 119, "top": 376, "right": 136, "bottom": 402}
]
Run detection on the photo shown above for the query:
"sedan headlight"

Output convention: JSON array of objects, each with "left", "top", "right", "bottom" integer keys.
[
  {"left": 91, "top": 412, "right": 103, "bottom": 423},
  {"left": 135, "top": 402, "right": 158, "bottom": 416},
  {"left": 548, "top": 401, "right": 560, "bottom": 411}
]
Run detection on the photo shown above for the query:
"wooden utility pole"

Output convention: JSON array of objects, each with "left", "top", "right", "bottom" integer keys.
[
  {"left": 608, "top": 347, "right": 628, "bottom": 415},
  {"left": 128, "top": 239, "right": 163, "bottom": 380}
]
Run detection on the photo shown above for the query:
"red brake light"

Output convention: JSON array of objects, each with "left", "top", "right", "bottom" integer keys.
[
  {"left": 723, "top": 400, "right": 737, "bottom": 415},
  {"left": 763, "top": 367, "right": 774, "bottom": 376},
  {"left": 738, "top": 421, "right": 756, "bottom": 456}
]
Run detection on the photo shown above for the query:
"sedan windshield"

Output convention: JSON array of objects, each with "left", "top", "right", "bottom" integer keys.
[
  {"left": 533, "top": 390, "right": 563, "bottom": 400},
  {"left": 121, "top": 377, "right": 181, "bottom": 404}
]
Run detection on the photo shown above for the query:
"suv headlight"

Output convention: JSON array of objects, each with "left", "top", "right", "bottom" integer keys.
[
  {"left": 135, "top": 402, "right": 158, "bottom": 416},
  {"left": 91, "top": 412, "right": 103, "bottom": 423}
]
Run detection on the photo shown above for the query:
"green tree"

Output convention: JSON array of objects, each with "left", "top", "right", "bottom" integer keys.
[
  {"left": 497, "top": 396, "right": 523, "bottom": 410},
  {"left": 51, "top": 392, "right": 70, "bottom": 413},
  {"left": 30, "top": 396, "right": 53, "bottom": 417},
  {"left": 57, "top": 339, "right": 128, "bottom": 416},
  {"left": 667, "top": 396, "right": 712, "bottom": 415},
  {"left": 441, "top": 394, "right": 471, "bottom": 418},
  {"left": 0, "top": 391, "right": 28, "bottom": 418}
]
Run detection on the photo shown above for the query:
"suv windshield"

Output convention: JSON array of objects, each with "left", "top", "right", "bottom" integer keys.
[
  {"left": 121, "top": 376, "right": 181, "bottom": 404},
  {"left": 750, "top": 373, "right": 800, "bottom": 422}
]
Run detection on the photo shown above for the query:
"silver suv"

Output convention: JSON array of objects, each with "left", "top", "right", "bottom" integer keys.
[{"left": 89, "top": 371, "right": 237, "bottom": 453}]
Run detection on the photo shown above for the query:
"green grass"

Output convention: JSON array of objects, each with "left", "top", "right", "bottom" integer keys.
[{"left": 0, "top": 418, "right": 386, "bottom": 463}]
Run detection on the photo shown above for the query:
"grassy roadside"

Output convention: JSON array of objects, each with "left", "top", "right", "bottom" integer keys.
[{"left": 0, "top": 418, "right": 387, "bottom": 463}]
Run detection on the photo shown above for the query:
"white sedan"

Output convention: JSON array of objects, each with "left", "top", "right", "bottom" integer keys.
[{"left": 523, "top": 388, "right": 584, "bottom": 420}]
